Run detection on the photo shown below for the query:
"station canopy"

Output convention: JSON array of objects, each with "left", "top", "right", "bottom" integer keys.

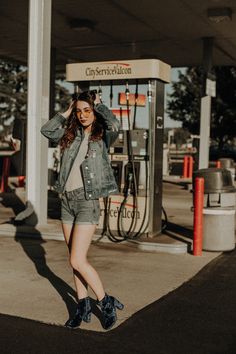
[{"left": 0, "top": 0, "right": 236, "bottom": 69}]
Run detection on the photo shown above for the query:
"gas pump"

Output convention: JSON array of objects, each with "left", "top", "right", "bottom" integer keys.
[{"left": 66, "top": 59, "right": 171, "bottom": 239}]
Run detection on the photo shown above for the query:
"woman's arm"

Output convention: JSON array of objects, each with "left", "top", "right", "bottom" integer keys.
[
  {"left": 94, "top": 95, "right": 120, "bottom": 148},
  {"left": 40, "top": 113, "right": 66, "bottom": 144},
  {"left": 40, "top": 101, "right": 74, "bottom": 144}
]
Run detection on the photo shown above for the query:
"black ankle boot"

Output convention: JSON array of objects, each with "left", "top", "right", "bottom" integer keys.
[
  {"left": 97, "top": 293, "right": 124, "bottom": 330},
  {"left": 65, "top": 296, "right": 92, "bottom": 329}
]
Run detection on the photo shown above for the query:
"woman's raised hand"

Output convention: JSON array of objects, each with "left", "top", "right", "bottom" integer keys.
[
  {"left": 94, "top": 93, "right": 101, "bottom": 105},
  {"left": 61, "top": 100, "right": 76, "bottom": 119}
]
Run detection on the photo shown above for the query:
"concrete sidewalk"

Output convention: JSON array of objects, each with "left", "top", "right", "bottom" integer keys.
[{"left": 0, "top": 182, "right": 221, "bottom": 332}]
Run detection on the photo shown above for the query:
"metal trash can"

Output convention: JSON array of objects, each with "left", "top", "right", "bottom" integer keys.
[
  {"left": 193, "top": 168, "right": 236, "bottom": 251},
  {"left": 219, "top": 158, "right": 235, "bottom": 181}
]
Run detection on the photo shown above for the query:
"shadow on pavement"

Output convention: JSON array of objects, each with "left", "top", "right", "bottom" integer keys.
[
  {"left": 164, "top": 221, "right": 193, "bottom": 252},
  {"left": 0, "top": 190, "right": 78, "bottom": 320},
  {"left": 0, "top": 249, "right": 236, "bottom": 354},
  {"left": 165, "top": 221, "right": 193, "bottom": 239}
]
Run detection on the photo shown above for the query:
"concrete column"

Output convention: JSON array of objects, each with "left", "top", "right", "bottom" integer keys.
[
  {"left": 202, "top": 37, "right": 214, "bottom": 74},
  {"left": 49, "top": 47, "right": 56, "bottom": 118},
  {"left": 199, "top": 96, "right": 211, "bottom": 169},
  {"left": 199, "top": 37, "right": 214, "bottom": 169},
  {"left": 26, "top": 0, "right": 52, "bottom": 225},
  {"left": 148, "top": 79, "right": 165, "bottom": 237}
]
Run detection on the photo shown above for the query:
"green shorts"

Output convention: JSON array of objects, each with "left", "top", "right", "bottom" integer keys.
[{"left": 61, "top": 187, "right": 100, "bottom": 225}]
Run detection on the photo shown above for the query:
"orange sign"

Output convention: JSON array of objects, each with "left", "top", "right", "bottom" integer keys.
[{"left": 119, "top": 93, "right": 146, "bottom": 106}]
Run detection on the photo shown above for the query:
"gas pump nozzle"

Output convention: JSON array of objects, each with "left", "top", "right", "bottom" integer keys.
[
  {"left": 125, "top": 81, "right": 130, "bottom": 102},
  {"left": 124, "top": 172, "right": 133, "bottom": 197},
  {"left": 110, "top": 80, "right": 113, "bottom": 107},
  {"left": 98, "top": 81, "right": 103, "bottom": 101},
  {"left": 147, "top": 80, "right": 152, "bottom": 102}
]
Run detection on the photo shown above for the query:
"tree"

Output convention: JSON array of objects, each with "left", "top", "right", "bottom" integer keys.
[
  {"left": 0, "top": 59, "right": 71, "bottom": 142},
  {"left": 211, "top": 67, "right": 236, "bottom": 147},
  {"left": 167, "top": 66, "right": 236, "bottom": 148},
  {"left": 0, "top": 60, "right": 27, "bottom": 140},
  {"left": 173, "top": 128, "right": 191, "bottom": 147}
]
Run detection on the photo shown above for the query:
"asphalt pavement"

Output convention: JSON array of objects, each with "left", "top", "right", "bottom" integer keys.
[
  {"left": 0, "top": 180, "right": 235, "bottom": 353},
  {"left": 0, "top": 248, "right": 236, "bottom": 354}
]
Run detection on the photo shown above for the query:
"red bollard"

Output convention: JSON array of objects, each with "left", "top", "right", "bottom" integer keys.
[
  {"left": 183, "top": 156, "right": 188, "bottom": 178},
  {"left": 188, "top": 156, "right": 194, "bottom": 178},
  {"left": 216, "top": 161, "right": 221, "bottom": 168},
  {"left": 18, "top": 176, "right": 25, "bottom": 187},
  {"left": 193, "top": 177, "right": 204, "bottom": 256},
  {"left": 0, "top": 157, "right": 11, "bottom": 192}
]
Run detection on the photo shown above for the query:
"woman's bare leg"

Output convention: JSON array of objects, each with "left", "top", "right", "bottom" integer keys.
[
  {"left": 70, "top": 224, "right": 106, "bottom": 301},
  {"left": 62, "top": 223, "right": 88, "bottom": 299}
]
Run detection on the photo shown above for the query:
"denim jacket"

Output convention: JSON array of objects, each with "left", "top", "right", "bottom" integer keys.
[{"left": 41, "top": 103, "right": 120, "bottom": 199}]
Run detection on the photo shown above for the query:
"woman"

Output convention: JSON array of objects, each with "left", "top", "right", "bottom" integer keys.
[{"left": 41, "top": 90, "right": 124, "bottom": 330}]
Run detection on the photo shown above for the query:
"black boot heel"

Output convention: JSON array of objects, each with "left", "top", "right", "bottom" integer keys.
[
  {"left": 114, "top": 298, "right": 124, "bottom": 310},
  {"left": 65, "top": 296, "right": 91, "bottom": 329},
  {"left": 97, "top": 293, "right": 124, "bottom": 330}
]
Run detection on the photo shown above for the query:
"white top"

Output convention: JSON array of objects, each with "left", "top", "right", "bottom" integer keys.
[{"left": 65, "top": 132, "right": 90, "bottom": 192}]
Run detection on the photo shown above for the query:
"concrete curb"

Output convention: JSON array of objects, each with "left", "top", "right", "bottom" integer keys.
[{"left": 0, "top": 223, "right": 188, "bottom": 254}]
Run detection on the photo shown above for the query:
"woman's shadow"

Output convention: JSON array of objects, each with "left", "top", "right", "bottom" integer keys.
[{"left": 0, "top": 189, "right": 79, "bottom": 322}]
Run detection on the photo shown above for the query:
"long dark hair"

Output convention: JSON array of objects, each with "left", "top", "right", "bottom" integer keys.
[{"left": 60, "top": 91, "right": 104, "bottom": 151}]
